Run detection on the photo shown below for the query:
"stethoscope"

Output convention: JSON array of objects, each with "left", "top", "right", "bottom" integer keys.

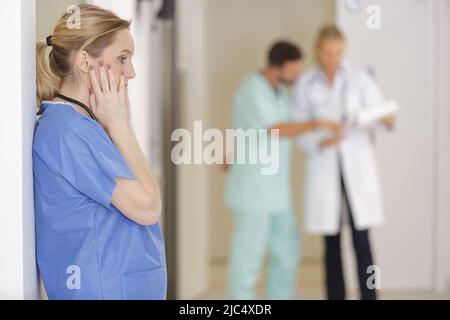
[
  {"left": 37, "top": 93, "right": 98, "bottom": 122},
  {"left": 54, "top": 93, "right": 98, "bottom": 122}
]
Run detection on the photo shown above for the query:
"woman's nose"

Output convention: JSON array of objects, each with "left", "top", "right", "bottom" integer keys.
[{"left": 126, "top": 65, "right": 136, "bottom": 80}]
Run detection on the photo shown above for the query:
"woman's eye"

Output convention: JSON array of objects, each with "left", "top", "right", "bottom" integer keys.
[{"left": 118, "top": 56, "right": 127, "bottom": 64}]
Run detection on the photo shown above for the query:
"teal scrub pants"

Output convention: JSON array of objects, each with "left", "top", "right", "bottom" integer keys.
[{"left": 228, "top": 209, "right": 301, "bottom": 299}]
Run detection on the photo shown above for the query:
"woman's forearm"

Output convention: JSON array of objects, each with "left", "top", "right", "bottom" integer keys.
[{"left": 109, "top": 126, "right": 161, "bottom": 212}]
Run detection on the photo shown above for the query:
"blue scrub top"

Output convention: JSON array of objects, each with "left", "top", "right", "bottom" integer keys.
[
  {"left": 33, "top": 101, "right": 167, "bottom": 300},
  {"left": 224, "top": 72, "right": 293, "bottom": 214}
]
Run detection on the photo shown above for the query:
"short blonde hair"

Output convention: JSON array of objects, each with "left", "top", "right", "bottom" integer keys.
[{"left": 315, "top": 25, "right": 345, "bottom": 48}]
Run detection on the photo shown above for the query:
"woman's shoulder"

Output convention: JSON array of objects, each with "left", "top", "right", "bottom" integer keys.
[{"left": 33, "top": 103, "right": 105, "bottom": 152}]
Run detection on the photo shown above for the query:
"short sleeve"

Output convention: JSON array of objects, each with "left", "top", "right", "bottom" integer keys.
[
  {"left": 244, "top": 88, "right": 285, "bottom": 130},
  {"left": 56, "top": 122, "right": 136, "bottom": 210}
]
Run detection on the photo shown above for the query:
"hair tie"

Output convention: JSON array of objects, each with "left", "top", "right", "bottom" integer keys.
[{"left": 46, "top": 35, "right": 53, "bottom": 47}]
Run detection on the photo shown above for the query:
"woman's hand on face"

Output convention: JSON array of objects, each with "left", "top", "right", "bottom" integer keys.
[{"left": 88, "top": 61, "right": 130, "bottom": 135}]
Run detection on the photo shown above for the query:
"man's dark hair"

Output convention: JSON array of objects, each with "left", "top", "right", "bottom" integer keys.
[{"left": 268, "top": 41, "right": 303, "bottom": 67}]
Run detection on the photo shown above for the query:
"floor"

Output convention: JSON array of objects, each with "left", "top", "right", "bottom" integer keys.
[{"left": 197, "top": 259, "right": 450, "bottom": 300}]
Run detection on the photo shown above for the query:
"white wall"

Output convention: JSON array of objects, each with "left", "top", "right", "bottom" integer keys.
[
  {"left": 337, "top": 0, "right": 450, "bottom": 291},
  {"left": 176, "top": 0, "right": 210, "bottom": 299},
  {"left": 0, "top": 0, "right": 39, "bottom": 299},
  {"left": 435, "top": 0, "right": 450, "bottom": 293}
]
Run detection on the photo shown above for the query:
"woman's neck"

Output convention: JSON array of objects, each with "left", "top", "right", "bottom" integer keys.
[{"left": 55, "top": 81, "right": 92, "bottom": 117}]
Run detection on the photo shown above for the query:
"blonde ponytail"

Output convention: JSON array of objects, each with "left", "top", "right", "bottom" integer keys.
[
  {"left": 35, "top": 4, "right": 131, "bottom": 110},
  {"left": 36, "top": 40, "right": 61, "bottom": 108}
]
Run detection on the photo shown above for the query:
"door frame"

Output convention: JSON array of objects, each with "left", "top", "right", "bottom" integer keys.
[{"left": 0, "top": 0, "right": 39, "bottom": 299}]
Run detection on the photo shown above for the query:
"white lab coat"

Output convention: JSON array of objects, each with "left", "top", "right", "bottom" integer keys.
[{"left": 292, "top": 62, "right": 387, "bottom": 235}]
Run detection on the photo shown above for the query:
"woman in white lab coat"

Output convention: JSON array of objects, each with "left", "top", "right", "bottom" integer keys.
[{"left": 292, "top": 26, "right": 395, "bottom": 300}]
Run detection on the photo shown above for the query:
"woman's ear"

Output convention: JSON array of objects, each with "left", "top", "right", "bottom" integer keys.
[{"left": 76, "top": 50, "right": 91, "bottom": 73}]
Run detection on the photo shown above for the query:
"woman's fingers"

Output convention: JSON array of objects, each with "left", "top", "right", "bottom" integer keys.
[
  {"left": 118, "top": 71, "right": 126, "bottom": 95},
  {"left": 88, "top": 64, "right": 101, "bottom": 96},
  {"left": 119, "top": 72, "right": 127, "bottom": 108},
  {"left": 89, "top": 88, "right": 97, "bottom": 113},
  {"left": 98, "top": 61, "right": 109, "bottom": 92},
  {"left": 106, "top": 64, "right": 117, "bottom": 92},
  {"left": 124, "top": 83, "right": 130, "bottom": 110}
]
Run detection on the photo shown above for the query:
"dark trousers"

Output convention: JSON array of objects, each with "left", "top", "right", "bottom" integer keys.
[{"left": 324, "top": 172, "right": 377, "bottom": 300}]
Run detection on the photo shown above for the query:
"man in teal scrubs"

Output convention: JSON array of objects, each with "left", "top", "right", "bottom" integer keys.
[{"left": 225, "top": 41, "right": 339, "bottom": 299}]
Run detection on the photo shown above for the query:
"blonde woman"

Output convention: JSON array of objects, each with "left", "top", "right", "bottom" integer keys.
[
  {"left": 33, "top": 4, "right": 166, "bottom": 299},
  {"left": 292, "top": 26, "right": 395, "bottom": 300}
]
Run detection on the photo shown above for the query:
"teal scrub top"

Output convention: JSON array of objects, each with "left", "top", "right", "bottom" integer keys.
[{"left": 225, "top": 72, "right": 293, "bottom": 214}]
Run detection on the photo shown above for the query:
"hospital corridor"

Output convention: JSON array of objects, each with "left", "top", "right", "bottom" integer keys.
[{"left": 1, "top": 0, "right": 450, "bottom": 303}]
